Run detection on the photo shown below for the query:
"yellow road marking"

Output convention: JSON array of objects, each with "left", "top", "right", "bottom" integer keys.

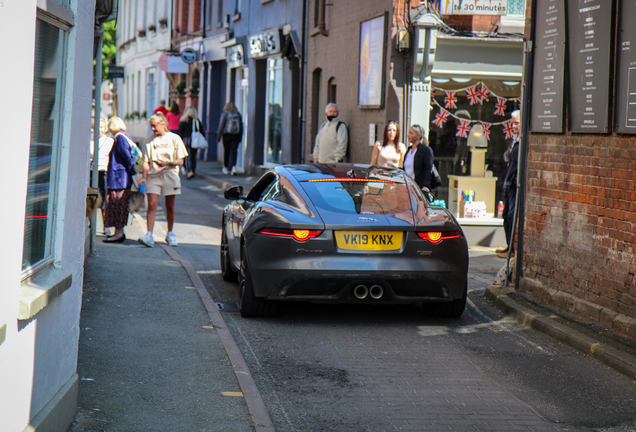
[
  {"left": 590, "top": 343, "right": 601, "bottom": 354},
  {"left": 222, "top": 392, "right": 244, "bottom": 397},
  {"left": 202, "top": 326, "right": 215, "bottom": 329}
]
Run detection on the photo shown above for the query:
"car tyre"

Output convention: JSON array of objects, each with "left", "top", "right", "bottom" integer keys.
[
  {"left": 422, "top": 282, "right": 467, "bottom": 318},
  {"left": 220, "top": 226, "right": 237, "bottom": 282},
  {"left": 239, "top": 244, "right": 275, "bottom": 318}
]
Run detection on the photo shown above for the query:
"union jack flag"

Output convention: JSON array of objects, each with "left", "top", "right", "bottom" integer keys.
[
  {"left": 502, "top": 119, "right": 515, "bottom": 139},
  {"left": 433, "top": 108, "right": 450, "bottom": 128},
  {"left": 456, "top": 119, "right": 471, "bottom": 138},
  {"left": 478, "top": 84, "right": 490, "bottom": 103},
  {"left": 444, "top": 90, "right": 457, "bottom": 109},
  {"left": 466, "top": 85, "right": 481, "bottom": 106},
  {"left": 494, "top": 97, "right": 508, "bottom": 116},
  {"left": 481, "top": 122, "right": 491, "bottom": 141}
]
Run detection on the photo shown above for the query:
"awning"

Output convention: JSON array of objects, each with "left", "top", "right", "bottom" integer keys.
[{"left": 432, "top": 36, "right": 523, "bottom": 80}]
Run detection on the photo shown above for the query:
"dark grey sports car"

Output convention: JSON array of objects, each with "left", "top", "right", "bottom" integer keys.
[{"left": 221, "top": 164, "right": 468, "bottom": 317}]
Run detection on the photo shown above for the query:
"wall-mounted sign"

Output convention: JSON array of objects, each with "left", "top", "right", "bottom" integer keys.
[
  {"left": 158, "top": 52, "right": 188, "bottom": 73},
  {"left": 248, "top": 30, "right": 281, "bottom": 58},
  {"left": 615, "top": 0, "right": 636, "bottom": 134},
  {"left": 107, "top": 66, "right": 124, "bottom": 79},
  {"left": 226, "top": 44, "right": 245, "bottom": 68},
  {"left": 567, "top": 0, "right": 612, "bottom": 133},
  {"left": 530, "top": 0, "right": 566, "bottom": 133},
  {"left": 358, "top": 14, "right": 387, "bottom": 109},
  {"left": 181, "top": 48, "right": 197, "bottom": 64},
  {"left": 440, "top": 0, "right": 508, "bottom": 15}
]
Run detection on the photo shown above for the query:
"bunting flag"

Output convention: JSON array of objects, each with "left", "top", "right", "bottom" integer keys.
[
  {"left": 433, "top": 108, "right": 450, "bottom": 128},
  {"left": 478, "top": 84, "right": 490, "bottom": 103},
  {"left": 444, "top": 90, "right": 457, "bottom": 109},
  {"left": 494, "top": 97, "right": 508, "bottom": 116},
  {"left": 502, "top": 119, "right": 515, "bottom": 139},
  {"left": 466, "top": 85, "right": 481, "bottom": 106},
  {"left": 481, "top": 122, "right": 491, "bottom": 141},
  {"left": 456, "top": 118, "right": 471, "bottom": 138}
]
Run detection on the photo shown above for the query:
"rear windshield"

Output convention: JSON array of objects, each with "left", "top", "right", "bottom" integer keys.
[{"left": 300, "top": 179, "right": 414, "bottom": 215}]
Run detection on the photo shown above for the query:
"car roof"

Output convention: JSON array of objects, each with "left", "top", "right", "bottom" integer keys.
[{"left": 279, "top": 163, "right": 407, "bottom": 183}]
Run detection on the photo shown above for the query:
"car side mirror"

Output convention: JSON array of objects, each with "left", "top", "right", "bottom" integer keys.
[{"left": 224, "top": 185, "right": 244, "bottom": 200}]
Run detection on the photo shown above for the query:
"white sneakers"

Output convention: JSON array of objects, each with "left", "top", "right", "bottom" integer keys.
[
  {"left": 138, "top": 232, "right": 155, "bottom": 248},
  {"left": 231, "top": 166, "right": 237, "bottom": 176},
  {"left": 138, "top": 232, "right": 177, "bottom": 247},
  {"left": 222, "top": 167, "right": 230, "bottom": 175},
  {"left": 165, "top": 232, "right": 178, "bottom": 247}
]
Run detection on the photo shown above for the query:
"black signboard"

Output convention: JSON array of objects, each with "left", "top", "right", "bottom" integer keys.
[
  {"left": 615, "top": 0, "right": 636, "bottom": 134},
  {"left": 566, "top": 0, "right": 612, "bottom": 133},
  {"left": 530, "top": 0, "right": 566, "bottom": 133},
  {"left": 107, "top": 66, "right": 124, "bottom": 79}
]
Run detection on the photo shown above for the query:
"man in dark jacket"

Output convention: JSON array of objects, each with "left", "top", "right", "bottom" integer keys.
[{"left": 498, "top": 110, "right": 520, "bottom": 258}]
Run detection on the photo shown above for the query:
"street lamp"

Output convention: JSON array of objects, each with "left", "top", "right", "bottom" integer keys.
[{"left": 410, "top": 13, "right": 443, "bottom": 137}]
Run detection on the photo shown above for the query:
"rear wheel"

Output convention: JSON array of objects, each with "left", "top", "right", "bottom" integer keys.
[
  {"left": 239, "top": 244, "right": 275, "bottom": 317},
  {"left": 220, "top": 226, "right": 237, "bottom": 282},
  {"left": 422, "top": 282, "right": 467, "bottom": 318}
]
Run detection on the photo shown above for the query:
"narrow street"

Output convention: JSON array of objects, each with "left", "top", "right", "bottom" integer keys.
[{"left": 165, "top": 171, "right": 636, "bottom": 432}]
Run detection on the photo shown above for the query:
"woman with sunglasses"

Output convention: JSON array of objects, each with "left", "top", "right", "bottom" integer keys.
[
  {"left": 402, "top": 124, "right": 434, "bottom": 192},
  {"left": 370, "top": 121, "right": 406, "bottom": 168}
]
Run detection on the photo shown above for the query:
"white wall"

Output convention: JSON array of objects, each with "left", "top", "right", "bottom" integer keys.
[{"left": 0, "top": 0, "right": 95, "bottom": 430}]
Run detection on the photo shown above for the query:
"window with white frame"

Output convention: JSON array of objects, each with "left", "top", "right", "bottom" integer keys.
[
  {"left": 264, "top": 57, "right": 283, "bottom": 165},
  {"left": 502, "top": 0, "right": 525, "bottom": 25},
  {"left": 23, "top": 13, "right": 68, "bottom": 271}
]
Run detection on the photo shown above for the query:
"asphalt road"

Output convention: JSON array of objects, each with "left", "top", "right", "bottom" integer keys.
[{"left": 173, "top": 176, "right": 636, "bottom": 432}]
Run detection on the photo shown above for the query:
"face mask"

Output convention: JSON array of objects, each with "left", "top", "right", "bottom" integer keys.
[{"left": 327, "top": 115, "right": 337, "bottom": 121}]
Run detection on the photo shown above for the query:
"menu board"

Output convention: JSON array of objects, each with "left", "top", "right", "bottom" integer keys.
[
  {"left": 615, "top": 0, "right": 636, "bottom": 134},
  {"left": 530, "top": 0, "right": 566, "bottom": 133},
  {"left": 566, "top": 0, "right": 612, "bottom": 133}
]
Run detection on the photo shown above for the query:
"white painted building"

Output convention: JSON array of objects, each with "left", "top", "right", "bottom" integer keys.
[
  {"left": 116, "top": 0, "right": 172, "bottom": 143},
  {"left": 0, "top": 0, "right": 96, "bottom": 431}
]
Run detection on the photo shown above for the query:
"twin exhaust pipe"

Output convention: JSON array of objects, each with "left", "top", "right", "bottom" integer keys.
[{"left": 353, "top": 284, "right": 384, "bottom": 300}]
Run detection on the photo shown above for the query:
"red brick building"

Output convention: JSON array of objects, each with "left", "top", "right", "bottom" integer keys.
[{"left": 519, "top": 1, "right": 636, "bottom": 338}]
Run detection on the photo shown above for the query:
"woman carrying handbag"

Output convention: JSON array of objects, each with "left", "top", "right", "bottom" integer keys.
[{"left": 179, "top": 106, "right": 207, "bottom": 180}]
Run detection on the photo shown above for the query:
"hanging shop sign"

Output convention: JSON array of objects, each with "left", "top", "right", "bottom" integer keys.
[
  {"left": 615, "top": 0, "right": 636, "bottom": 134},
  {"left": 530, "top": 0, "right": 566, "bottom": 133},
  {"left": 248, "top": 30, "right": 281, "bottom": 58},
  {"left": 181, "top": 48, "right": 198, "bottom": 64},
  {"left": 158, "top": 52, "right": 189, "bottom": 73},
  {"left": 440, "top": 0, "right": 508, "bottom": 16},
  {"left": 566, "top": 0, "right": 612, "bottom": 133},
  {"left": 226, "top": 44, "right": 245, "bottom": 68}
]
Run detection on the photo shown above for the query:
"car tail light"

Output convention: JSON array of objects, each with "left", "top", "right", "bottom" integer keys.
[
  {"left": 258, "top": 228, "right": 323, "bottom": 242},
  {"left": 417, "top": 231, "right": 462, "bottom": 243}
]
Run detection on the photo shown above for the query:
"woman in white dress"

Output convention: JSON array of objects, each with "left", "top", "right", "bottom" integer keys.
[{"left": 370, "top": 121, "right": 406, "bottom": 168}]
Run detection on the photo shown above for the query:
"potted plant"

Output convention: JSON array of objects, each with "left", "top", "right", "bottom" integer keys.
[{"left": 176, "top": 81, "right": 186, "bottom": 94}]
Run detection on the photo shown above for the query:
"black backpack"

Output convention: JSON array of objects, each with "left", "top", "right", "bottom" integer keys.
[{"left": 224, "top": 111, "right": 241, "bottom": 135}]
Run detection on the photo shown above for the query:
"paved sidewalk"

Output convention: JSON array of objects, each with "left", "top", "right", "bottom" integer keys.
[{"left": 72, "top": 211, "right": 273, "bottom": 431}]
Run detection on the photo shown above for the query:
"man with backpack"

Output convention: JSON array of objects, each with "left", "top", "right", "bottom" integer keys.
[
  {"left": 217, "top": 101, "right": 243, "bottom": 175},
  {"left": 313, "top": 103, "right": 348, "bottom": 163}
]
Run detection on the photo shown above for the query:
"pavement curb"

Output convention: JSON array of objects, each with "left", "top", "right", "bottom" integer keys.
[
  {"left": 160, "top": 244, "right": 276, "bottom": 432},
  {"left": 485, "top": 285, "right": 636, "bottom": 382},
  {"left": 132, "top": 209, "right": 275, "bottom": 431}
]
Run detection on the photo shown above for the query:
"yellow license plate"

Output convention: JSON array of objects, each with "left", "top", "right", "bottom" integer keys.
[{"left": 335, "top": 231, "right": 403, "bottom": 251}]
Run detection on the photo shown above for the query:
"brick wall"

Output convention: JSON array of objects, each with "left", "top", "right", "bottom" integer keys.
[{"left": 521, "top": 133, "right": 636, "bottom": 337}]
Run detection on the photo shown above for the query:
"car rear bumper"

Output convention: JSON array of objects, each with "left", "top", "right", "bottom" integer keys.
[{"left": 255, "top": 270, "right": 467, "bottom": 303}]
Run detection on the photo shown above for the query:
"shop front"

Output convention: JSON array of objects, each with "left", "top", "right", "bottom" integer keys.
[
  {"left": 426, "top": 36, "right": 523, "bottom": 245},
  {"left": 223, "top": 41, "right": 249, "bottom": 173}
]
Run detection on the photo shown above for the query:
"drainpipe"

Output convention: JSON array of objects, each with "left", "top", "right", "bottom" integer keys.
[
  {"left": 91, "top": 27, "right": 103, "bottom": 255},
  {"left": 299, "top": 0, "right": 307, "bottom": 162}
]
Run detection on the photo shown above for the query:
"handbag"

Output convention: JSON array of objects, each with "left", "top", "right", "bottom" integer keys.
[
  {"left": 190, "top": 120, "right": 208, "bottom": 149},
  {"left": 430, "top": 165, "right": 443, "bottom": 189}
]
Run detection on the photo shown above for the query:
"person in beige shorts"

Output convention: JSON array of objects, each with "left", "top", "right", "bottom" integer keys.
[{"left": 138, "top": 112, "right": 188, "bottom": 247}]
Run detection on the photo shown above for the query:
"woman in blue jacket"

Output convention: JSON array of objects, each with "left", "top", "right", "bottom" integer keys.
[
  {"left": 103, "top": 117, "right": 136, "bottom": 243},
  {"left": 402, "top": 124, "right": 434, "bottom": 191}
]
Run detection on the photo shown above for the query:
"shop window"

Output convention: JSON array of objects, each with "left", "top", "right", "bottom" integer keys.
[
  {"left": 264, "top": 58, "right": 283, "bottom": 165},
  {"left": 23, "top": 16, "right": 68, "bottom": 272},
  {"left": 427, "top": 78, "right": 521, "bottom": 204}
]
